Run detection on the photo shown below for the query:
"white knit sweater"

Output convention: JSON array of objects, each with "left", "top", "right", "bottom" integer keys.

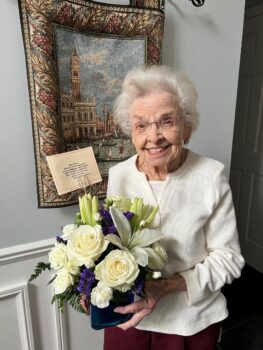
[{"left": 107, "top": 150, "right": 245, "bottom": 336}]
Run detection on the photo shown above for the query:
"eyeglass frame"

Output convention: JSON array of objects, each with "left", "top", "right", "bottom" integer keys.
[{"left": 128, "top": 115, "right": 185, "bottom": 135}]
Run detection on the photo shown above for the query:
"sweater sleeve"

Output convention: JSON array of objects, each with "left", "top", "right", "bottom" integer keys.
[{"left": 179, "top": 167, "right": 245, "bottom": 306}]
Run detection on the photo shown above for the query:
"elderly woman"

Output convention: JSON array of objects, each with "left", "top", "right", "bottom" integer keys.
[{"left": 104, "top": 65, "right": 244, "bottom": 350}]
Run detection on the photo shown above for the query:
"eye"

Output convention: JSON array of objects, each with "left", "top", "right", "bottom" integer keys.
[
  {"left": 161, "top": 118, "right": 174, "bottom": 128},
  {"left": 134, "top": 122, "right": 148, "bottom": 131}
]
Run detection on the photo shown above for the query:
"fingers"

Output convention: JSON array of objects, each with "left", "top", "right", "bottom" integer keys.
[
  {"left": 114, "top": 299, "right": 148, "bottom": 314},
  {"left": 117, "top": 308, "right": 152, "bottom": 330},
  {"left": 114, "top": 299, "right": 156, "bottom": 330}
]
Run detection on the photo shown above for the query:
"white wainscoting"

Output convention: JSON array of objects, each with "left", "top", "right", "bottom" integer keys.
[{"left": 0, "top": 239, "right": 103, "bottom": 350}]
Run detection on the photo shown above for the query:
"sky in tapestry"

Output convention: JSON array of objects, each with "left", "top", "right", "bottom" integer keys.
[{"left": 54, "top": 26, "right": 146, "bottom": 118}]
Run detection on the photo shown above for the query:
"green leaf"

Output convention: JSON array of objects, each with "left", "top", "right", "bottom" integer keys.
[
  {"left": 51, "top": 286, "right": 77, "bottom": 313},
  {"left": 29, "top": 262, "right": 51, "bottom": 282},
  {"left": 75, "top": 212, "right": 82, "bottom": 225},
  {"left": 51, "top": 287, "right": 86, "bottom": 314},
  {"left": 69, "top": 291, "right": 86, "bottom": 314}
]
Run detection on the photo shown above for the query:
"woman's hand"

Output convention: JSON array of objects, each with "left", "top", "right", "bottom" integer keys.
[{"left": 114, "top": 275, "right": 186, "bottom": 330}]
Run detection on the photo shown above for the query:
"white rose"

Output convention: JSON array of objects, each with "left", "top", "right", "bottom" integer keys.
[
  {"left": 53, "top": 268, "right": 74, "bottom": 294},
  {"left": 66, "top": 225, "right": 109, "bottom": 268},
  {"left": 61, "top": 224, "right": 77, "bottom": 240},
  {"left": 49, "top": 244, "right": 68, "bottom": 270},
  {"left": 90, "top": 282, "right": 113, "bottom": 308},
  {"left": 64, "top": 259, "right": 80, "bottom": 275},
  {"left": 95, "top": 250, "right": 139, "bottom": 292}
]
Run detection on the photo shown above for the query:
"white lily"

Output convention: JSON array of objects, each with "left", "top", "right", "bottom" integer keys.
[{"left": 106, "top": 207, "right": 165, "bottom": 268}]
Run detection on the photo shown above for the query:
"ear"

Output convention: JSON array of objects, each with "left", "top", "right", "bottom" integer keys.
[{"left": 183, "top": 125, "right": 192, "bottom": 144}]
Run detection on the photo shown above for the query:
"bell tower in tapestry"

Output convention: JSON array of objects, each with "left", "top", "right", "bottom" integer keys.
[{"left": 71, "top": 45, "right": 81, "bottom": 100}]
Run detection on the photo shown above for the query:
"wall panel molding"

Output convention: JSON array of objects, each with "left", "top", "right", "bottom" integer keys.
[
  {"left": 0, "top": 238, "right": 70, "bottom": 350},
  {"left": 0, "top": 238, "right": 54, "bottom": 266},
  {"left": 0, "top": 239, "right": 101, "bottom": 349},
  {"left": 0, "top": 282, "right": 35, "bottom": 350},
  {"left": 53, "top": 303, "right": 68, "bottom": 350}
]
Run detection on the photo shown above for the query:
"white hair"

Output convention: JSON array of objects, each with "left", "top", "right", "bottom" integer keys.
[{"left": 114, "top": 65, "right": 199, "bottom": 135}]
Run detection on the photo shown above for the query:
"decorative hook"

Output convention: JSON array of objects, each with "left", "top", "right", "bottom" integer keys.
[{"left": 190, "top": 0, "right": 205, "bottom": 7}]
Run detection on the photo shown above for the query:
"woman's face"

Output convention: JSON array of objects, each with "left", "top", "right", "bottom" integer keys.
[{"left": 129, "top": 91, "right": 190, "bottom": 173}]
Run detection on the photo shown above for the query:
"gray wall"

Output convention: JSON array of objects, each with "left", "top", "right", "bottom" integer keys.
[{"left": 0, "top": 0, "right": 245, "bottom": 249}]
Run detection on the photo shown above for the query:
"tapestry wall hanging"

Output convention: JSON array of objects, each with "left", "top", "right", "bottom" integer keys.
[{"left": 18, "top": 0, "right": 164, "bottom": 207}]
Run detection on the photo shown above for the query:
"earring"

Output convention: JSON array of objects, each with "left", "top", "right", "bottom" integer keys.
[{"left": 184, "top": 138, "right": 189, "bottom": 145}]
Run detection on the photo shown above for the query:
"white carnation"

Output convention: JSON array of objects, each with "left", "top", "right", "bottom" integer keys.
[
  {"left": 61, "top": 224, "right": 77, "bottom": 240},
  {"left": 90, "top": 283, "right": 113, "bottom": 308}
]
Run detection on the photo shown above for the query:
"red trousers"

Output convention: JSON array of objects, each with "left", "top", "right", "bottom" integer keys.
[{"left": 104, "top": 322, "right": 221, "bottom": 350}]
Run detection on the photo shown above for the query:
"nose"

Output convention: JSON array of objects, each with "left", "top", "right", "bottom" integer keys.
[{"left": 147, "top": 123, "right": 163, "bottom": 143}]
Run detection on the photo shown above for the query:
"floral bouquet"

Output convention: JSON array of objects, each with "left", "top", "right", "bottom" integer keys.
[{"left": 29, "top": 194, "right": 167, "bottom": 329}]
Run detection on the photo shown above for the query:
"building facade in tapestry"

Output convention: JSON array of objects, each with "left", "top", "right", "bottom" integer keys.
[{"left": 60, "top": 46, "right": 116, "bottom": 145}]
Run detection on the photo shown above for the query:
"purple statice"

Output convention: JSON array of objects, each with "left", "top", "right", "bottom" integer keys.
[
  {"left": 99, "top": 207, "right": 117, "bottom": 235},
  {"left": 102, "top": 225, "right": 108, "bottom": 235},
  {"left": 123, "top": 211, "right": 134, "bottom": 221},
  {"left": 134, "top": 275, "right": 145, "bottom": 296},
  {"left": 56, "top": 236, "right": 67, "bottom": 245},
  {"left": 99, "top": 207, "right": 112, "bottom": 221},
  {"left": 108, "top": 224, "right": 117, "bottom": 234},
  {"left": 77, "top": 268, "right": 95, "bottom": 299},
  {"left": 101, "top": 221, "right": 117, "bottom": 235}
]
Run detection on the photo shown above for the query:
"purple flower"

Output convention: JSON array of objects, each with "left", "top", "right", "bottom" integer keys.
[
  {"left": 99, "top": 207, "right": 117, "bottom": 235},
  {"left": 135, "top": 276, "right": 145, "bottom": 296},
  {"left": 99, "top": 208, "right": 112, "bottom": 221},
  {"left": 102, "top": 226, "right": 108, "bottom": 235},
  {"left": 123, "top": 211, "right": 134, "bottom": 221},
  {"left": 108, "top": 224, "right": 117, "bottom": 234},
  {"left": 77, "top": 268, "right": 95, "bottom": 298},
  {"left": 56, "top": 236, "right": 67, "bottom": 245}
]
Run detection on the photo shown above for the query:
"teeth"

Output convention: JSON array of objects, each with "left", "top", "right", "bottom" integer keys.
[{"left": 147, "top": 147, "right": 165, "bottom": 154}]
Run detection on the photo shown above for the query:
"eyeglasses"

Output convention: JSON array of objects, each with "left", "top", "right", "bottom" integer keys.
[{"left": 131, "top": 116, "right": 184, "bottom": 135}]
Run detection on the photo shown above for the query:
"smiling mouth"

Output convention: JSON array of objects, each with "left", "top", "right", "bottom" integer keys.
[{"left": 145, "top": 145, "right": 170, "bottom": 154}]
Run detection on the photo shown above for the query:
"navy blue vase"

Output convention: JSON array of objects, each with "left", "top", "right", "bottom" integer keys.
[{"left": 90, "top": 292, "right": 134, "bottom": 330}]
